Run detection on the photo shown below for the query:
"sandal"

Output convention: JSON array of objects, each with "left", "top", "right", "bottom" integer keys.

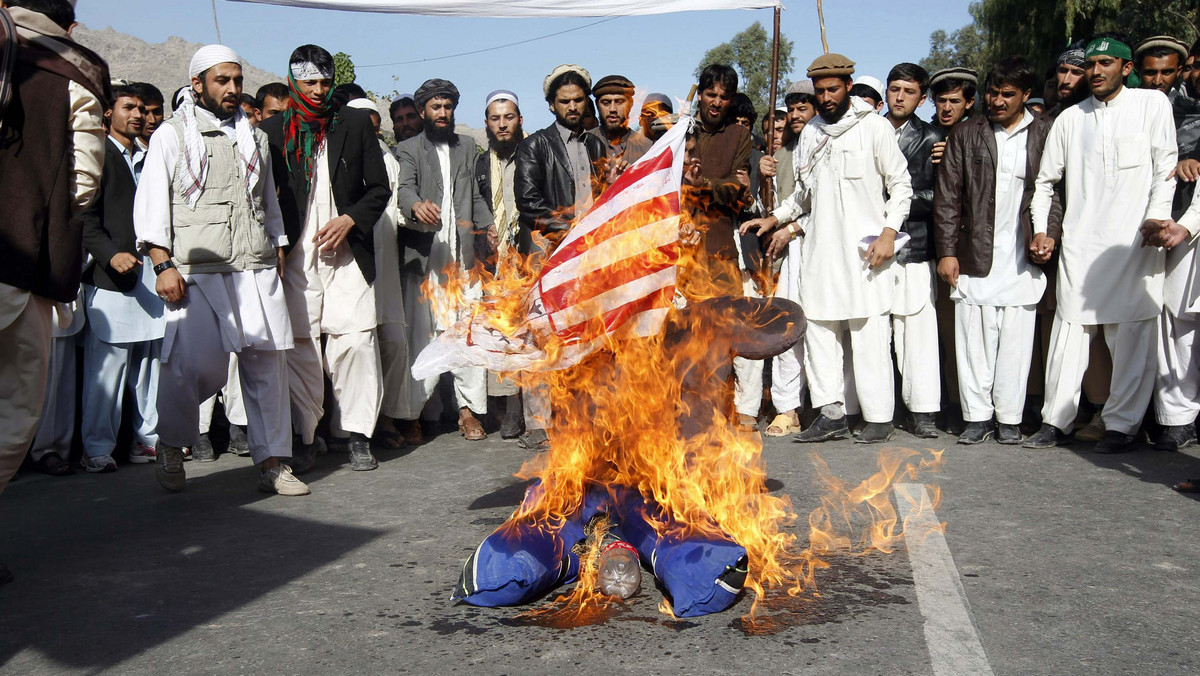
[
  {"left": 34, "top": 453, "right": 74, "bottom": 476},
  {"left": 1173, "top": 478, "right": 1200, "bottom": 493},
  {"left": 764, "top": 413, "right": 801, "bottom": 437},
  {"left": 458, "top": 413, "right": 487, "bottom": 441},
  {"left": 375, "top": 419, "right": 404, "bottom": 450},
  {"left": 400, "top": 419, "right": 423, "bottom": 446}
]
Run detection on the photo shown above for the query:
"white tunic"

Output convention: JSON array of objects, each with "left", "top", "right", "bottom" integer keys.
[
  {"left": 1031, "top": 87, "right": 1177, "bottom": 324},
  {"left": 1167, "top": 197, "right": 1200, "bottom": 316},
  {"left": 773, "top": 101, "right": 913, "bottom": 321},
  {"left": 952, "top": 111, "right": 1046, "bottom": 307},
  {"left": 375, "top": 142, "right": 405, "bottom": 327},
  {"left": 134, "top": 106, "right": 292, "bottom": 360}
]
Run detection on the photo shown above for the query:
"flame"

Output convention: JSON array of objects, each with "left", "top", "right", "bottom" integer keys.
[{"left": 423, "top": 147, "right": 945, "bottom": 624}]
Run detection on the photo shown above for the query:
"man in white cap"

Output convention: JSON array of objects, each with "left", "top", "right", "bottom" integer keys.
[
  {"left": 134, "top": 44, "right": 308, "bottom": 496},
  {"left": 851, "top": 75, "right": 885, "bottom": 111},
  {"left": 0, "top": 0, "right": 107, "bottom": 504},
  {"left": 395, "top": 77, "right": 494, "bottom": 443},
  {"left": 742, "top": 53, "right": 912, "bottom": 445}
]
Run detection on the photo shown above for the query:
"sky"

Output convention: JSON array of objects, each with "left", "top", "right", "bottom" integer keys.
[{"left": 78, "top": 0, "right": 973, "bottom": 129}]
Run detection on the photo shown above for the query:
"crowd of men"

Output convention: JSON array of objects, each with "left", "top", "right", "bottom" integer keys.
[{"left": 1, "top": 0, "right": 1199, "bottom": 550}]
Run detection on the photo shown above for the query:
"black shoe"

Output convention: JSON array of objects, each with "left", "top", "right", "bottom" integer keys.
[
  {"left": 228, "top": 424, "right": 250, "bottom": 456},
  {"left": 193, "top": 433, "right": 216, "bottom": 462},
  {"left": 518, "top": 428, "right": 550, "bottom": 452},
  {"left": 1094, "top": 430, "right": 1138, "bottom": 454},
  {"left": 290, "top": 434, "right": 317, "bottom": 475},
  {"left": 500, "top": 394, "right": 525, "bottom": 439},
  {"left": 996, "top": 423, "right": 1022, "bottom": 445},
  {"left": 1023, "top": 424, "right": 1070, "bottom": 449},
  {"left": 957, "top": 421, "right": 994, "bottom": 445},
  {"left": 909, "top": 412, "right": 940, "bottom": 439},
  {"left": 348, "top": 433, "right": 378, "bottom": 471},
  {"left": 1155, "top": 424, "right": 1197, "bottom": 451},
  {"left": 794, "top": 414, "right": 850, "bottom": 443},
  {"left": 856, "top": 422, "right": 895, "bottom": 444}
]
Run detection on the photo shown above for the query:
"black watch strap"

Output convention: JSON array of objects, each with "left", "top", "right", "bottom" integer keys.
[{"left": 153, "top": 260, "right": 175, "bottom": 275}]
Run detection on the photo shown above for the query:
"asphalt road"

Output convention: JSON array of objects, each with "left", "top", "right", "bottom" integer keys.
[{"left": 2, "top": 423, "right": 1198, "bottom": 675}]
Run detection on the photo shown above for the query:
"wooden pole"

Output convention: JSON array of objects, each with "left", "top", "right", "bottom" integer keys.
[
  {"left": 760, "top": 6, "right": 781, "bottom": 212},
  {"left": 211, "top": 0, "right": 223, "bottom": 43},
  {"left": 816, "top": 0, "right": 828, "bottom": 53}
]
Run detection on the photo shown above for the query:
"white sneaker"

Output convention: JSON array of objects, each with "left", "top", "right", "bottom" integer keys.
[
  {"left": 81, "top": 455, "right": 117, "bottom": 473},
  {"left": 128, "top": 442, "right": 157, "bottom": 464},
  {"left": 258, "top": 465, "right": 310, "bottom": 496}
]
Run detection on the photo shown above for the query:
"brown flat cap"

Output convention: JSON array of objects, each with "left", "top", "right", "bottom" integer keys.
[
  {"left": 1135, "top": 35, "right": 1190, "bottom": 62},
  {"left": 593, "top": 74, "right": 634, "bottom": 98},
  {"left": 807, "top": 53, "right": 855, "bottom": 78}
]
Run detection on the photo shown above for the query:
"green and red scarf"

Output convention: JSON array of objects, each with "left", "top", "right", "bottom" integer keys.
[{"left": 282, "top": 71, "right": 337, "bottom": 189}]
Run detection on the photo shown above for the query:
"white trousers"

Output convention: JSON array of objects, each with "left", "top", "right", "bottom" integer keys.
[
  {"left": 771, "top": 339, "right": 807, "bottom": 413},
  {"left": 378, "top": 321, "right": 412, "bottom": 420},
  {"left": 954, "top": 303, "right": 1036, "bottom": 425},
  {"left": 0, "top": 295, "right": 52, "bottom": 492},
  {"left": 893, "top": 297, "right": 942, "bottom": 414},
  {"left": 733, "top": 273, "right": 764, "bottom": 418},
  {"left": 805, "top": 315, "right": 894, "bottom": 423},
  {"left": 522, "top": 382, "right": 551, "bottom": 431},
  {"left": 81, "top": 330, "right": 160, "bottom": 457},
  {"left": 198, "top": 355, "right": 247, "bottom": 434},
  {"left": 1154, "top": 310, "right": 1199, "bottom": 426},
  {"left": 1040, "top": 315, "right": 1158, "bottom": 435},
  {"left": 157, "top": 294, "right": 291, "bottom": 464},
  {"left": 288, "top": 331, "right": 383, "bottom": 442},
  {"left": 30, "top": 334, "right": 76, "bottom": 462}
]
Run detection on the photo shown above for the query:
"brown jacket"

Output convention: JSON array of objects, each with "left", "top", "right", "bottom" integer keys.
[
  {"left": 692, "top": 121, "right": 751, "bottom": 260},
  {"left": 933, "top": 112, "right": 1062, "bottom": 277}
]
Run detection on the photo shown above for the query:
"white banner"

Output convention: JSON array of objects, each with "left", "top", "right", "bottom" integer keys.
[{"left": 227, "top": 0, "right": 781, "bottom": 18}]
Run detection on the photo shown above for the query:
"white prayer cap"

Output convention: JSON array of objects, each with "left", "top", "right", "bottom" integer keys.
[
  {"left": 189, "top": 45, "right": 241, "bottom": 79},
  {"left": 485, "top": 89, "right": 518, "bottom": 110},
  {"left": 345, "top": 98, "right": 377, "bottom": 112},
  {"left": 854, "top": 75, "right": 884, "bottom": 101}
]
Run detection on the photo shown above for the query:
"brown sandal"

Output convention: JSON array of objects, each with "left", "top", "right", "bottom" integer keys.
[{"left": 458, "top": 413, "right": 487, "bottom": 441}]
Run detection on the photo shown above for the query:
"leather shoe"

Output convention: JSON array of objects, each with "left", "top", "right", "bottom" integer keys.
[
  {"left": 909, "top": 412, "right": 939, "bottom": 439},
  {"left": 855, "top": 422, "right": 894, "bottom": 444},
  {"left": 1022, "top": 423, "right": 1070, "bottom": 449},
  {"left": 1094, "top": 430, "right": 1138, "bottom": 454},
  {"left": 794, "top": 414, "right": 850, "bottom": 443},
  {"left": 957, "top": 421, "right": 994, "bottom": 445},
  {"left": 996, "top": 423, "right": 1022, "bottom": 445}
]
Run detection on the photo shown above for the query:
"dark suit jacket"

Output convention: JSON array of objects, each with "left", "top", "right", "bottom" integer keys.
[
  {"left": 896, "top": 116, "right": 944, "bottom": 264},
  {"left": 514, "top": 123, "right": 608, "bottom": 254},
  {"left": 80, "top": 138, "right": 140, "bottom": 292},
  {"left": 260, "top": 107, "right": 389, "bottom": 283}
]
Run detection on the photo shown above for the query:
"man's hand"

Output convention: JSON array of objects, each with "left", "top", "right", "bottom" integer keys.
[
  {"left": 1141, "top": 218, "right": 1190, "bottom": 250},
  {"left": 276, "top": 247, "right": 285, "bottom": 279},
  {"left": 1169, "top": 158, "right": 1200, "bottom": 183},
  {"left": 487, "top": 225, "right": 499, "bottom": 252},
  {"left": 865, "top": 228, "right": 896, "bottom": 269},
  {"left": 937, "top": 256, "right": 960, "bottom": 287},
  {"left": 735, "top": 168, "right": 750, "bottom": 189},
  {"left": 766, "top": 227, "right": 792, "bottom": 259},
  {"left": 109, "top": 252, "right": 141, "bottom": 275},
  {"left": 931, "top": 141, "right": 947, "bottom": 165},
  {"left": 314, "top": 213, "right": 356, "bottom": 253},
  {"left": 606, "top": 158, "right": 630, "bottom": 184},
  {"left": 759, "top": 154, "right": 778, "bottom": 179},
  {"left": 156, "top": 267, "right": 187, "bottom": 303},
  {"left": 412, "top": 199, "right": 442, "bottom": 226},
  {"left": 740, "top": 215, "right": 779, "bottom": 236},
  {"left": 1029, "top": 233, "right": 1055, "bottom": 263},
  {"left": 683, "top": 158, "right": 705, "bottom": 187}
]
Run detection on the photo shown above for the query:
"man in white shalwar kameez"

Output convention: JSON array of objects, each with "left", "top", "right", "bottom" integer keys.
[
  {"left": 1025, "top": 35, "right": 1178, "bottom": 453},
  {"left": 134, "top": 46, "right": 308, "bottom": 495},
  {"left": 743, "top": 53, "right": 913, "bottom": 445}
]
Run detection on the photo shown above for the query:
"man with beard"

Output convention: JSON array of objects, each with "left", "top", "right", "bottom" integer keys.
[
  {"left": 1049, "top": 42, "right": 1089, "bottom": 117},
  {"left": 261, "top": 44, "right": 390, "bottom": 473},
  {"left": 742, "top": 53, "right": 912, "bottom": 444},
  {"left": 935, "top": 56, "right": 1058, "bottom": 445},
  {"left": 131, "top": 82, "right": 163, "bottom": 147},
  {"left": 256, "top": 82, "right": 288, "bottom": 120},
  {"left": 687, "top": 64, "right": 751, "bottom": 299},
  {"left": 390, "top": 94, "right": 422, "bottom": 143},
  {"left": 1025, "top": 33, "right": 1177, "bottom": 453},
  {"left": 590, "top": 74, "right": 651, "bottom": 166},
  {"left": 1136, "top": 36, "right": 1189, "bottom": 95},
  {"left": 79, "top": 83, "right": 165, "bottom": 472},
  {"left": 885, "top": 62, "right": 944, "bottom": 439},
  {"left": 135, "top": 45, "right": 307, "bottom": 495},
  {"left": 395, "top": 78, "right": 494, "bottom": 443}
]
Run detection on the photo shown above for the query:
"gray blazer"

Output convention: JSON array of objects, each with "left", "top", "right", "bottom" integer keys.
[{"left": 394, "top": 132, "right": 493, "bottom": 273}]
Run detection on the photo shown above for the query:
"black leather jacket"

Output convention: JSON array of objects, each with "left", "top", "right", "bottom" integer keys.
[
  {"left": 514, "top": 123, "right": 607, "bottom": 254},
  {"left": 896, "top": 116, "right": 944, "bottom": 264}
]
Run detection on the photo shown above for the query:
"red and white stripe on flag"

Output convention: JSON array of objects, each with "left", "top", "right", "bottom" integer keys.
[{"left": 534, "top": 118, "right": 690, "bottom": 345}]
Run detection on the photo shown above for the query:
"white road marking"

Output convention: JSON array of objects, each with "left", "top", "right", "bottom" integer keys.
[{"left": 894, "top": 483, "right": 995, "bottom": 676}]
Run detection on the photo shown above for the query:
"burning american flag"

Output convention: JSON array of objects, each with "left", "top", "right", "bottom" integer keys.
[{"left": 411, "top": 116, "right": 692, "bottom": 379}]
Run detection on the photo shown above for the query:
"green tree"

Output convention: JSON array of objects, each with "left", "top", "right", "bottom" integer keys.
[
  {"left": 694, "top": 21, "right": 795, "bottom": 117},
  {"left": 925, "top": 0, "right": 1198, "bottom": 77},
  {"left": 334, "top": 51, "right": 356, "bottom": 87},
  {"left": 919, "top": 4, "right": 992, "bottom": 76}
]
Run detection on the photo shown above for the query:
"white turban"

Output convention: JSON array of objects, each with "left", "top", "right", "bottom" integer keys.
[
  {"left": 345, "top": 98, "right": 377, "bottom": 112},
  {"left": 189, "top": 44, "right": 241, "bottom": 79}
]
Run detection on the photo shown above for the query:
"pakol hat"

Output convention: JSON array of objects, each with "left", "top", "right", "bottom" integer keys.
[
  {"left": 929, "top": 67, "right": 978, "bottom": 88},
  {"left": 785, "top": 80, "right": 815, "bottom": 97},
  {"left": 593, "top": 74, "right": 635, "bottom": 98},
  {"left": 807, "top": 53, "right": 855, "bottom": 79},
  {"left": 543, "top": 64, "right": 592, "bottom": 98},
  {"left": 1134, "top": 35, "right": 1190, "bottom": 62}
]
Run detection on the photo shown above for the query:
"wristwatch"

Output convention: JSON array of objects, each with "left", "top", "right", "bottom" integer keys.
[{"left": 153, "top": 260, "right": 176, "bottom": 276}]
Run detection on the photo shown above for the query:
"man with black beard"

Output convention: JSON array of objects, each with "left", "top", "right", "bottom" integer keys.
[
  {"left": 1049, "top": 42, "right": 1089, "bottom": 117},
  {"left": 395, "top": 78, "right": 494, "bottom": 443},
  {"left": 135, "top": 45, "right": 306, "bottom": 496},
  {"left": 589, "top": 74, "right": 652, "bottom": 166}
]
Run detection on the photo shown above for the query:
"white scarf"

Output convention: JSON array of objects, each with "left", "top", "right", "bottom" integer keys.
[
  {"left": 175, "top": 90, "right": 261, "bottom": 210},
  {"left": 794, "top": 96, "right": 878, "bottom": 188}
]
